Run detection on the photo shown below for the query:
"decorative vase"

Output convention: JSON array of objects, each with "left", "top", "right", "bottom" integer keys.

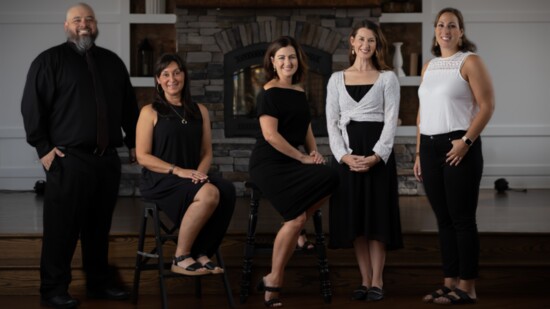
[
  {"left": 138, "top": 38, "right": 154, "bottom": 76},
  {"left": 392, "top": 42, "right": 406, "bottom": 77},
  {"left": 145, "top": 0, "right": 165, "bottom": 14}
]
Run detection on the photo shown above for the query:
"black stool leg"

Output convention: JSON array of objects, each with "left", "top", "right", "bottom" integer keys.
[
  {"left": 132, "top": 204, "right": 149, "bottom": 304},
  {"left": 313, "top": 209, "right": 332, "bottom": 304},
  {"left": 216, "top": 249, "right": 236, "bottom": 308},
  {"left": 151, "top": 205, "right": 169, "bottom": 309},
  {"left": 240, "top": 185, "right": 260, "bottom": 304}
]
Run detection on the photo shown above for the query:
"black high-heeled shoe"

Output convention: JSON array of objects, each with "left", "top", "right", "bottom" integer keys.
[
  {"left": 257, "top": 277, "right": 283, "bottom": 307},
  {"left": 296, "top": 229, "right": 315, "bottom": 253}
]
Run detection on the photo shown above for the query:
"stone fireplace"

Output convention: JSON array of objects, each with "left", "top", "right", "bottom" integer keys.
[{"left": 168, "top": 6, "right": 420, "bottom": 196}]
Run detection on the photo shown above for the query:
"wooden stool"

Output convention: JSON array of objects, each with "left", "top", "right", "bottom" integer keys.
[
  {"left": 132, "top": 200, "right": 235, "bottom": 308},
  {"left": 239, "top": 181, "right": 332, "bottom": 304}
]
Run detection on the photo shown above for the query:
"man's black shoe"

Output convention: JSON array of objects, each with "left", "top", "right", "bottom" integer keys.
[
  {"left": 86, "top": 287, "right": 130, "bottom": 300},
  {"left": 40, "top": 294, "right": 79, "bottom": 308}
]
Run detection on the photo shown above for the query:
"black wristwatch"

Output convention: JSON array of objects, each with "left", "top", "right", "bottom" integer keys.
[{"left": 461, "top": 136, "right": 473, "bottom": 146}]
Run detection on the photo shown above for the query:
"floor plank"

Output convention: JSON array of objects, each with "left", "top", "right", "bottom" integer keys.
[{"left": 0, "top": 292, "right": 549, "bottom": 309}]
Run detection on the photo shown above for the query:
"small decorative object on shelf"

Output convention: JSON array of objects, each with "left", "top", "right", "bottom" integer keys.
[
  {"left": 145, "top": 0, "right": 166, "bottom": 14},
  {"left": 392, "top": 42, "right": 406, "bottom": 77},
  {"left": 138, "top": 38, "right": 154, "bottom": 77}
]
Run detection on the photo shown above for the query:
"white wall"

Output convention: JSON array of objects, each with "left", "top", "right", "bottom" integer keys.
[
  {"left": 426, "top": 0, "right": 550, "bottom": 189},
  {"left": 0, "top": 0, "right": 128, "bottom": 190},
  {"left": 1, "top": 0, "right": 549, "bottom": 190}
]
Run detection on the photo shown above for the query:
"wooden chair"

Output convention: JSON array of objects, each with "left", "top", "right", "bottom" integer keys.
[
  {"left": 239, "top": 181, "right": 332, "bottom": 304},
  {"left": 132, "top": 200, "right": 235, "bottom": 309}
]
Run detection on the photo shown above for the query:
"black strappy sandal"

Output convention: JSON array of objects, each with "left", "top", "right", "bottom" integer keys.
[
  {"left": 196, "top": 254, "right": 224, "bottom": 274},
  {"left": 423, "top": 286, "right": 453, "bottom": 303},
  {"left": 434, "top": 288, "right": 477, "bottom": 305},
  {"left": 171, "top": 254, "right": 210, "bottom": 276},
  {"left": 257, "top": 277, "right": 283, "bottom": 307}
]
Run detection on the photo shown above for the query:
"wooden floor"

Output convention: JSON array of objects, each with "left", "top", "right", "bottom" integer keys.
[
  {"left": 0, "top": 292, "right": 549, "bottom": 309},
  {"left": 0, "top": 189, "right": 549, "bottom": 308}
]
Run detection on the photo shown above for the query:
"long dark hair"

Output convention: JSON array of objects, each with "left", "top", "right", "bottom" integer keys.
[
  {"left": 152, "top": 53, "right": 200, "bottom": 120},
  {"left": 263, "top": 36, "right": 308, "bottom": 85},
  {"left": 431, "top": 7, "right": 477, "bottom": 57},
  {"left": 348, "top": 20, "right": 391, "bottom": 70}
]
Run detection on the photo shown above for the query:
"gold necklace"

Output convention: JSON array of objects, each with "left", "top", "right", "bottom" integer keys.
[{"left": 167, "top": 103, "right": 187, "bottom": 124}]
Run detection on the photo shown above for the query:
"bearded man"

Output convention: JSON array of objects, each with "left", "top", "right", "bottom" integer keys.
[{"left": 21, "top": 3, "right": 138, "bottom": 308}]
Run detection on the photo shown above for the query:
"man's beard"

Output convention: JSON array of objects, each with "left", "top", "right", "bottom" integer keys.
[{"left": 66, "top": 28, "right": 98, "bottom": 53}]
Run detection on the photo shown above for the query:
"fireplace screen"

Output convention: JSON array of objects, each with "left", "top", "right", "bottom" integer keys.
[
  {"left": 231, "top": 65, "right": 326, "bottom": 118},
  {"left": 232, "top": 64, "right": 265, "bottom": 118},
  {"left": 224, "top": 44, "right": 332, "bottom": 137}
]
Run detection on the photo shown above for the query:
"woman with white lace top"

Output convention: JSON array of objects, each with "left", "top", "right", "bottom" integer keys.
[
  {"left": 326, "top": 20, "right": 403, "bottom": 302},
  {"left": 414, "top": 7, "right": 495, "bottom": 305}
]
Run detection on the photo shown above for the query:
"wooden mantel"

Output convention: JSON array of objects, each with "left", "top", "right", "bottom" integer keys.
[{"left": 174, "top": 0, "right": 381, "bottom": 8}]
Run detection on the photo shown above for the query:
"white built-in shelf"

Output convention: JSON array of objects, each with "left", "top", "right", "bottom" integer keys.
[
  {"left": 131, "top": 77, "right": 155, "bottom": 87},
  {"left": 129, "top": 14, "right": 177, "bottom": 24},
  {"left": 398, "top": 76, "right": 421, "bottom": 86},
  {"left": 379, "top": 13, "right": 423, "bottom": 23}
]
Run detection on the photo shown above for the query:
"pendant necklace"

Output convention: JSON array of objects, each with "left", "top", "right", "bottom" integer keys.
[{"left": 167, "top": 103, "right": 187, "bottom": 124}]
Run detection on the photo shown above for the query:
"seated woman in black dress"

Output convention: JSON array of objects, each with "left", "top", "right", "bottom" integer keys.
[
  {"left": 136, "top": 53, "right": 235, "bottom": 276},
  {"left": 249, "top": 36, "right": 339, "bottom": 307}
]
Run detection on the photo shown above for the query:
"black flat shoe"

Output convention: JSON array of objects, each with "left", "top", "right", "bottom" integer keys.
[
  {"left": 41, "top": 294, "right": 79, "bottom": 308},
  {"left": 367, "top": 286, "right": 384, "bottom": 301},
  {"left": 351, "top": 285, "right": 368, "bottom": 300},
  {"left": 86, "top": 287, "right": 130, "bottom": 300}
]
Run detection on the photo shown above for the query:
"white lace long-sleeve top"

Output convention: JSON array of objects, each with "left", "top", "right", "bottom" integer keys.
[{"left": 326, "top": 70, "right": 400, "bottom": 163}]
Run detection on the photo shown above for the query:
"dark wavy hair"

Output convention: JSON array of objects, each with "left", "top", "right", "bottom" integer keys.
[
  {"left": 348, "top": 20, "right": 391, "bottom": 70},
  {"left": 263, "top": 36, "right": 308, "bottom": 85},
  {"left": 152, "top": 53, "right": 200, "bottom": 120},
  {"left": 431, "top": 7, "right": 477, "bottom": 57}
]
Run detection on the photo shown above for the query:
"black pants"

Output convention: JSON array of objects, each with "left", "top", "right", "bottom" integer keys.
[
  {"left": 40, "top": 148, "right": 121, "bottom": 298},
  {"left": 419, "top": 131, "right": 483, "bottom": 280}
]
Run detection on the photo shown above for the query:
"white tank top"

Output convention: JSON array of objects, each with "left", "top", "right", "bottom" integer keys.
[{"left": 418, "top": 51, "right": 478, "bottom": 135}]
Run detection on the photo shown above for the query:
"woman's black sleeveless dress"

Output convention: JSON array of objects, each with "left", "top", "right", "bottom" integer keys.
[
  {"left": 329, "top": 85, "right": 403, "bottom": 250},
  {"left": 140, "top": 104, "right": 235, "bottom": 257},
  {"left": 249, "top": 88, "right": 339, "bottom": 221}
]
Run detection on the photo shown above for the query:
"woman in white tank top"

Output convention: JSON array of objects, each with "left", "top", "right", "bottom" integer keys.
[{"left": 415, "top": 7, "right": 495, "bottom": 305}]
